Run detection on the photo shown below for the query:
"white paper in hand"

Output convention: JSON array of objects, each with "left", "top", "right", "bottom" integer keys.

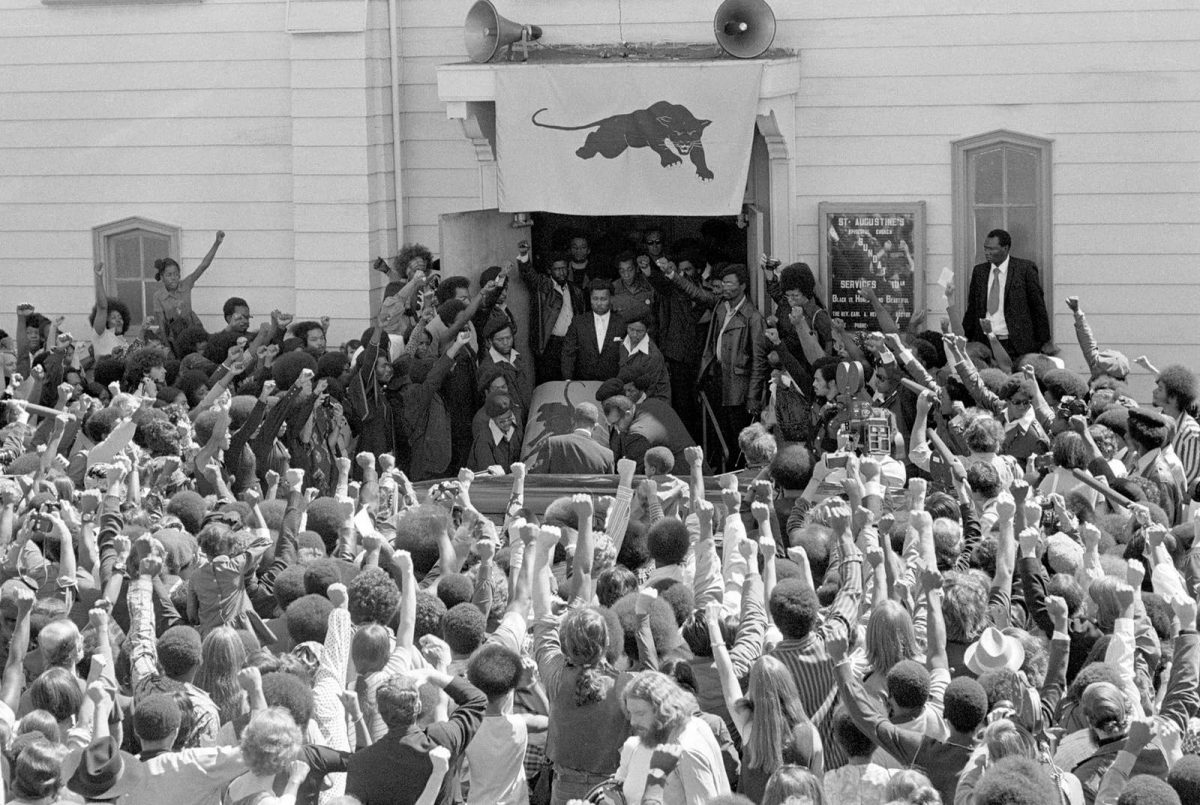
[
  {"left": 937, "top": 267, "right": 955, "bottom": 288},
  {"left": 353, "top": 507, "right": 376, "bottom": 539}
]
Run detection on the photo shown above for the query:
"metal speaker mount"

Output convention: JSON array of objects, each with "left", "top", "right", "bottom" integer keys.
[
  {"left": 465, "top": 0, "right": 543, "bottom": 63},
  {"left": 714, "top": 0, "right": 777, "bottom": 59}
]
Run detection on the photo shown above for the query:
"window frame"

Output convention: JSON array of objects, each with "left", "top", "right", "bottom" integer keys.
[
  {"left": 951, "top": 130, "right": 1053, "bottom": 313},
  {"left": 92, "top": 217, "right": 181, "bottom": 327}
]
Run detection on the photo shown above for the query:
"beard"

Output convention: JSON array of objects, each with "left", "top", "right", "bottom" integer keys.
[{"left": 635, "top": 722, "right": 678, "bottom": 749}]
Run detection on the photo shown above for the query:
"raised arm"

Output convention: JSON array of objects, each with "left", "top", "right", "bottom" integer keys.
[
  {"left": 568, "top": 494, "right": 595, "bottom": 604},
  {"left": 183, "top": 230, "right": 225, "bottom": 287},
  {"left": 0, "top": 586, "right": 34, "bottom": 713},
  {"left": 705, "top": 600, "right": 750, "bottom": 736},
  {"left": 91, "top": 262, "right": 108, "bottom": 335}
]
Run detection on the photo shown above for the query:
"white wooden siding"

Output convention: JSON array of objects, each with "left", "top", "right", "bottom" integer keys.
[{"left": 3, "top": 0, "right": 1199, "bottom": 401}]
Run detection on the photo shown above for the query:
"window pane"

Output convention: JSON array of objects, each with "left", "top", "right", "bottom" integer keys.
[
  {"left": 114, "top": 279, "right": 145, "bottom": 322},
  {"left": 111, "top": 234, "right": 142, "bottom": 279},
  {"left": 1007, "top": 148, "right": 1037, "bottom": 204},
  {"left": 973, "top": 207, "right": 1005, "bottom": 264},
  {"left": 973, "top": 149, "right": 1003, "bottom": 204},
  {"left": 1006, "top": 206, "right": 1038, "bottom": 260},
  {"left": 142, "top": 235, "right": 170, "bottom": 277}
]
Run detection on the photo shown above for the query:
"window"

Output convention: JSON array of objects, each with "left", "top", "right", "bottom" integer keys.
[
  {"left": 952, "top": 130, "right": 1053, "bottom": 309},
  {"left": 92, "top": 218, "right": 180, "bottom": 326}
]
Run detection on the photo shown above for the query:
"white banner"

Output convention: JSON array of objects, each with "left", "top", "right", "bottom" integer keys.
[{"left": 495, "top": 61, "right": 764, "bottom": 216}]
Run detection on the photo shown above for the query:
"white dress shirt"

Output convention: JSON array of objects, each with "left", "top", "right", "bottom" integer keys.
[
  {"left": 552, "top": 282, "right": 574, "bottom": 337},
  {"left": 622, "top": 335, "right": 650, "bottom": 356},
  {"left": 985, "top": 256, "right": 1010, "bottom": 338},
  {"left": 489, "top": 345, "right": 518, "bottom": 366},
  {"left": 593, "top": 312, "right": 611, "bottom": 353},
  {"left": 489, "top": 419, "right": 515, "bottom": 446},
  {"left": 715, "top": 297, "right": 745, "bottom": 364}
]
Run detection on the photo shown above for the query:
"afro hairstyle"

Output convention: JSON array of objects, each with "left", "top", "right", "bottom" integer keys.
[
  {"left": 166, "top": 490, "right": 207, "bottom": 535},
  {"left": 271, "top": 350, "right": 318, "bottom": 391},
  {"left": 303, "top": 498, "right": 345, "bottom": 556},
  {"left": 442, "top": 603, "right": 487, "bottom": 656},
  {"left": 1041, "top": 368, "right": 1090, "bottom": 404},
  {"left": 646, "top": 518, "right": 690, "bottom": 567},
  {"left": 157, "top": 626, "right": 202, "bottom": 678},
  {"left": 303, "top": 558, "right": 357, "bottom": 596},
  {"left": 436, "top": 573, "right": 475, "bottom": 610},
  {"left": 413, "top": 591, "right": 446, "bottom": 640},
  {"left": 886, "top": 659, "right": 931, "bottom": 708},
  {"left": 256, "top": 499, "right": 287, "bottom": 534},
  {"left": 1168, "top": 755, "right": 1200, "bottom": 803},
  {"left": 273, "top": 565, "right": 309, "bottom": 613},
  {"left": 832, "top": 705, "right": 874, "bottom": 759},
  {"left": 611, "top": 592, "right": 681, "bottom": 661},
  {"left": 394, "top": 504, "right": 452, "bottom": 577},
  {"left": 466, "top": 643, "right": 523, "bottom": 700},
  {"left": 285, "top": 594, "right": 334, "bottom": 645},
  {"left": 769, "top": 578, "right": 820, "bottom": 641},
  {"left": 647, "top": 578, "right": 694, "bottom": 628},
  {"left": 82, "top": 406, "right": 124, "bottom": 444},
  {"left": 943, "top": 676, "right": 989, "bottom": 734},
  {"left": 348, "top": 567, "right": 400, "bottom": 626},
  {"left": 132, "top": 694, "right": 182, "bottom": 742},
  {"left": 260, "top": 671, "right": 315, "bottom": 728},
  {"left": 1117, "top": 775, "right": 1181, "bottom": 805},
  {"left": 616, "top": 520, "right": 650, "bottom": 571}
]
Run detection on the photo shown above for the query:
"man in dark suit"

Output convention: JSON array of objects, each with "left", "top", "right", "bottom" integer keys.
[
  {"left": 601, "top": 392, "right": 697, "bottom": 474},
  {"left": 561, "top": 280, "right": 625, "bottom": 382},
  {"left": 962, "top": 228, "right": 1052, "bottom": 361},
  {"left": 534, "top": 402, "right": 615, "bottom": 474},
  {"left": 345, "top": 666, "right": 486, "bottom": 805}
]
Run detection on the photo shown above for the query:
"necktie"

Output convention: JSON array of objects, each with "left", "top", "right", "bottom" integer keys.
[{"left": 986, "top": 267, "right": 1001, "bottom": 316}]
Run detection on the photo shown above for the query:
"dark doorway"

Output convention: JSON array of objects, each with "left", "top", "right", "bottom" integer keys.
[{"left": 528, "top": 213, "right": 747, "bottom": 280}]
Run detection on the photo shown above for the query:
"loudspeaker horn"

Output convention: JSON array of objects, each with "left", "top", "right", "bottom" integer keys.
[
  {"left": 714, "top": 0, "right": 776, "bottom": 59},
  {"left": 465, "top": 0, "right": 543, "bottom": 63}
]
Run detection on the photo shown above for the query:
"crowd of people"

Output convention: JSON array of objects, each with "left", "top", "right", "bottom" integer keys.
[{"left": 0, "top": 224, "right": 1196, "bottom": 805}]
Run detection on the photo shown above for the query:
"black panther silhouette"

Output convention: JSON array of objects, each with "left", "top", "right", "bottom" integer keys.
[{"left": 532, "top": 101, "right": 714, "bottom": 181}]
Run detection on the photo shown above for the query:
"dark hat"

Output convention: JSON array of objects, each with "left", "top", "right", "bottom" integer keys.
[
  {"left": 67, "top": 737, "right": 147, "bottom": 800},
  {"left": 621, "top": 305, "right": 650, "bottom": 326},
  {"left": 596, "top": 378, "right": 625, "bottom": 402},
  {"left": 484, "top": 391, "right": 512, "bottom": 419}
]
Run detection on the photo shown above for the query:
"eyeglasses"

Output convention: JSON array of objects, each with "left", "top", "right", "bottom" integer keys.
[{"left": 645, "top": 239, "right": 661, "bottom": 245}]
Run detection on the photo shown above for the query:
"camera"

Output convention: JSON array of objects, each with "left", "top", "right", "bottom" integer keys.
[
  {"left": 829, "top": 361, "right": 894, "bottom": 459},
  {"left": 1057, "top": 395, "right": 1088, "bottom": 419}
]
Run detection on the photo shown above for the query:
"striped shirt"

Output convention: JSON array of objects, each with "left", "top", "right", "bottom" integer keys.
[
  {"left": 768, "top": 551, "right": 863, "bottom": 771},
  {"left": 1173, "top": 411, "right": 1200, "bottom": 491}
]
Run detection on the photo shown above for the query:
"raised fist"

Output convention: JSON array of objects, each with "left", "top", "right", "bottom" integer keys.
[
  {"left": 327, "top": 582, "right": 349, "bottom": 609},
  {"left": 236, "top": 666, "right": 262, "bottom": 696},
  {"left": 571, "top": 494, "right": 594, "bottom": 522},
  {"left": 356, "top": 452, "right": 376, "bottom": 470}
]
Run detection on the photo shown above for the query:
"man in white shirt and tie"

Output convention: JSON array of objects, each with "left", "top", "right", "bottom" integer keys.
[
  {"left": 561, "top": 280, "right": 624, "bottom": 381},
  {"left": 963, "top": 228, "right": 1052, "bottom": 361}
]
